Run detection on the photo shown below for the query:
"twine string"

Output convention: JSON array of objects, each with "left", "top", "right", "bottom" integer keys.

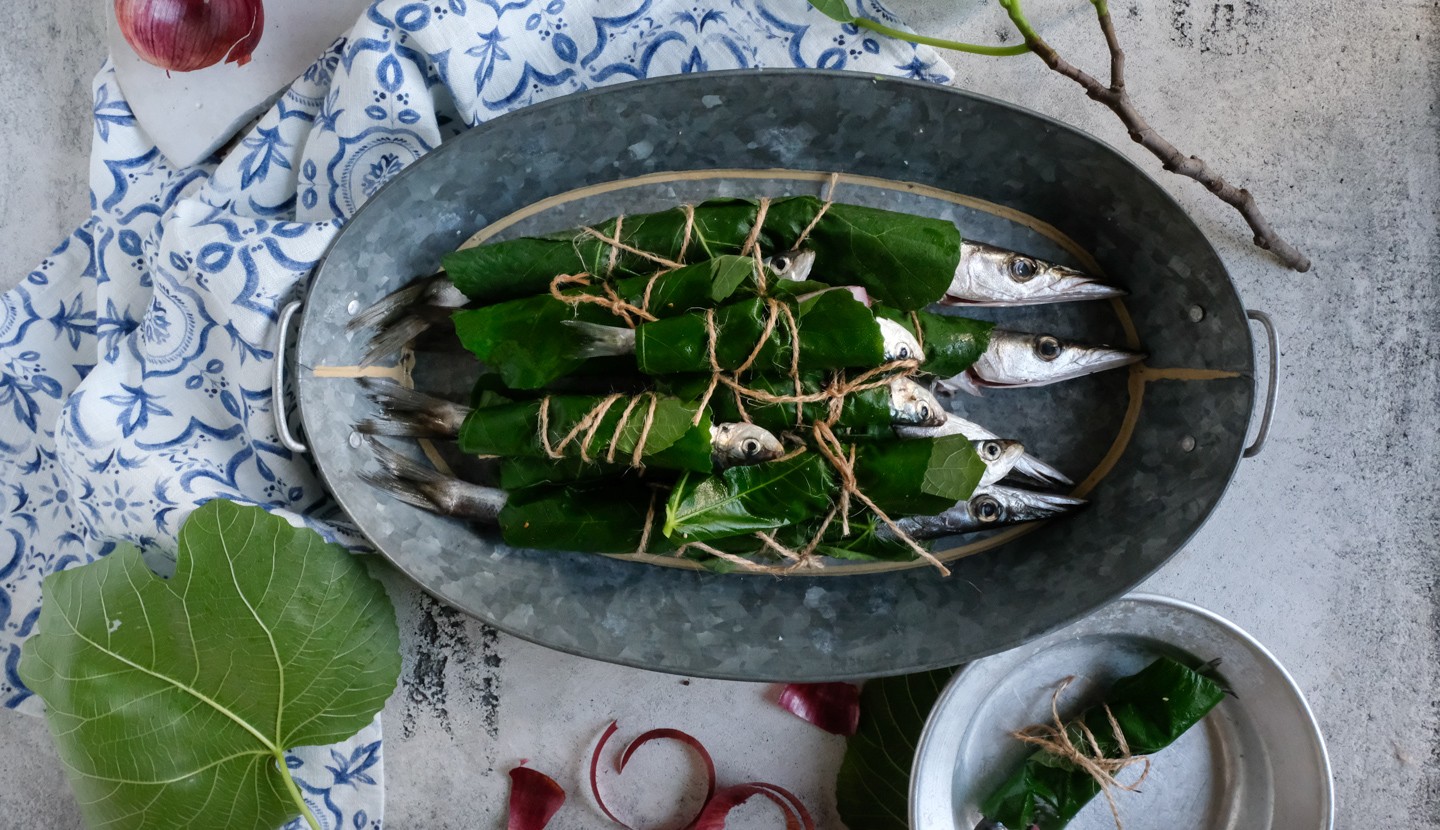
[
  {"left": 1011, "top": 677, "right": 1153, "bottom": 830},
  {"left": 558, "top": 181, "right": 943, "bottom": 574},
  {"left": 538, "top": 392, "right": 664, "bottom": 466}
]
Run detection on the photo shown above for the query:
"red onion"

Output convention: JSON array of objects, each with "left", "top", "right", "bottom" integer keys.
[
  {"left": 507, "top": 766, "right": 567, "bottom": 830},
  {"left": 115, "top": 0, "right": 265, "bottom": 72},
  {"left": 692, "top": 783, "right": 815, "bottom": 830},
  {"left": 589, "top": 721, "right": 717, "bottom": 830},
  {"left": 777, "top": 682, "right": 862, "bottom": 736}
]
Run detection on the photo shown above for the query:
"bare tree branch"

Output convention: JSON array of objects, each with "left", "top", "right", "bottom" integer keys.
[{"left": 1002, "top": 1, "right": 1310, "bottom": 272}]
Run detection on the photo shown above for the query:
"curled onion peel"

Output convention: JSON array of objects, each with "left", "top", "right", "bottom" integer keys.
[
  {"left": 694, "top": 783, "right": 816, "bottom": 830},
  {"left": 588, "top": 722, "right": 812, "bottom": 830},
  {"left": 115, "top": 0, "right": 265, "bottom": 72},
  {"left": 777, "top": 682, "right": 862, "bottom": 736},
  {"left": 507, "top": 766, "right": 567, "bottom": 830}
]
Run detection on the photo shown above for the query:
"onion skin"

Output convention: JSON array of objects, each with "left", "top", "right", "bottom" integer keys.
[
  {"left": 115, "top": 0, "right": 266, "bottom": 72},
  {"left": 777, "top": 682, "right": 861, "bottom": 736},
  {"left": 507, "top": 767, "right": 567, "bottom": 830}
]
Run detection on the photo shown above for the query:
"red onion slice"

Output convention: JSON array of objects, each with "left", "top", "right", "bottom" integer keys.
[
  {"left": 589, "top": 722, "right": 812, "bottom": 830},
  {"left": 590, "top": 723, "right": 718, "bottom": 830},
  {"left": 507, "top": 766, "right": 566, "bottom": 830},
  {"left": 777, "top": 682, "right": 862, "bottom": 736},
  {"left": 589, "top": 721, "right": 632, "bottom": 828},
  {"left": 692, "top": 783, "right": 816, "bottom": 830}
]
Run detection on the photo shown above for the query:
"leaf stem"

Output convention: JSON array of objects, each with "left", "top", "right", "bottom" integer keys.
[
  {"left": 275, "top": 751, "right": 321, "bottom": 830},
  {"left": 852, "top": 18, "right": 1031, "bottom": 57}
]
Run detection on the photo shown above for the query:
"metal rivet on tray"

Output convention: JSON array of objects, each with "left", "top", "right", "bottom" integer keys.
[
  {"left": 349, "top": 431, "right": 363, "bottom": 448},
  {"left": 1180, "top": 435, "right": 1196, "bottom": 452},
  {"left": 347, "top": 299, "right": 361, "bottom": 315},
  {"left": 1188, "top": 304, "right": 1205, "bottom": 322}
]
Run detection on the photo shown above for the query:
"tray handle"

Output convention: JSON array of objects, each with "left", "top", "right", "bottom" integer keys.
[
  {"left": 273, "top": 300, "right": 309, "bottom": 454},
  {"left": 1243, "top": 309, "right": 1278, "bottom": 459}
]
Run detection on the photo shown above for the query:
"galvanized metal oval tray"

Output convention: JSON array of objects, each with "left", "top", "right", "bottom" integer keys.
[
  {"left": 910, "top": 593, "right": 1333, "bottom": 830},
  {"left": 292, "top": 70, "right": 1276, "bottom": 681}
]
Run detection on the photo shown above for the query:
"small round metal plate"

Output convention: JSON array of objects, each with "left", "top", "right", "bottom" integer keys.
[{"left": 911, "top": 593, "right": 1333, "bottom": 830}]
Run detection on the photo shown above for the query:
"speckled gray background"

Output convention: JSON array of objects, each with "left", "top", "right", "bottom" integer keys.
[{"left": 1, "top": 1, "right": 1437, "bottom": 827}]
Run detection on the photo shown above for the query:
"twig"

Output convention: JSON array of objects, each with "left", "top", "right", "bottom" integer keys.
[{"left": 997, "top": 0, "right": 1310, "bottom": 272}]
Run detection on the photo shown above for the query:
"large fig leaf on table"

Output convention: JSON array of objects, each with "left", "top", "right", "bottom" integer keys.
[
  {"left": 836, "top": 666, "right": 959, "bottom": 830},
  {"left": 18, "top": 500, "right": 401, "bottom": 830}
]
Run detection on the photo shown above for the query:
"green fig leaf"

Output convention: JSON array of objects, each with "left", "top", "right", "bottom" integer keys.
[
  {"left": 18, "top": 500, "right": 401, "bottom": 830},
  {"left": 836, "top": 666, "right": 959, "bottom": 830},
  {"left": 806, "top": 0, "right": 859, "bottom": 23}
]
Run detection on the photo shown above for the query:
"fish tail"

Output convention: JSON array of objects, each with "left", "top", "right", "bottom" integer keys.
[
  {"left": 356, "top": 379, "right": 468, "bottom": 438},
  {"left": 360, "top": 312, "right": 441, "bottom": 367},
  {"left": 361, "top": 438, "right": 506, "bottom": 521},
  {"left": 562, "top": 320, "right": 637, "bottom": 358},
  {"left": 347, "top": 273, "right": 464, "bottom": 334}
]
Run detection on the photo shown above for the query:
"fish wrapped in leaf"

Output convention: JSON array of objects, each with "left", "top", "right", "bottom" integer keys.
[
  {"left": 442, "top": 196, "right": 963, "bottom": 310},
  {"left": 658, "top": 373, "right": 943, "bottom": 435},
  {"left": 980, "top": 656, "right": 1227, "bottom": 830},
  {"left": 662, "top": 434, "right": 985, "bottom": 544},
  {"left": 451, "top": 255, "right": 833, "bottom": 389},
  {"left": 872, "top": 307, "right": 994, "bottom": 379},
  {"left": 457, "top": 394, "right": 716, "bottom": 471},
  {"left": 567, "top": 289, "right": 907, "bottom": 378}
]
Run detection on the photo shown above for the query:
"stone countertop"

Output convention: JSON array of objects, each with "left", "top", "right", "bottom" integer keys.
[{"left": 1, "top": 0, "right": 1436, "bottom": 826}]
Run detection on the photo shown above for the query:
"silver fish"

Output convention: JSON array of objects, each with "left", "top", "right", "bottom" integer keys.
[
  {"left": 364, "top": 438, "right": 508, "bottom": 521},
  {"left": 357, "top": 252, "right": 814, "bottom": 365},
  {"left": 888, "top": 377, "right": 947, "bottom": 427},
  {"left": 568, "top": 314, "right": 926, "bottom": 364},
  {"left": 887, "top": 485, "right": 1087, "bottom": 540},
  {"left": 944, "top": 241, "right": 1124, "bottom": 306},
  {"left": 356, "top": 379, "right": 784, "bottom": 469},
  {"left": 767, "top": 249, "right": 817, "bottom": 282},
  {"left": 936, "top": 329, "right": 1143, "bottom": 396},
  {"left": 711, "top": 422, "right": 786, "bottom": 467},
  {"left": 565, "top": 320, "right": 636, "bottom": 359},
  {"left": 876, "top": 317, "right": 924, "bottom": 363},
  {"left": 971, "top": 439, "right": 1026, "bottom": 488},
  {"left": 896, "top": 412, "right": 1073, "bottom": 486}
]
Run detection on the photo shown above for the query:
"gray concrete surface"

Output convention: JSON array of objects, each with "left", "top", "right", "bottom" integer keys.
[{"left": 2, "top": 0, "right": 1437, "bottom": 827}]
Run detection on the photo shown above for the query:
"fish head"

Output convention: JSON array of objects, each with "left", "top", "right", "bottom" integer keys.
[
  {"left": 710, "top": 422, "right": 786, "bottom": 467},
  {"left": 971, "top": 439, "right": 1025, "bottom": 486},
  {"left": 888, "top": 377, "right": 947, "bottom": 427},
  {"left": 876, "top": 317, "right": 925, "bottom": 363},
  {"left": 894, "top": 411, "right": 993, "bottom": 441},
  {"left": 944, "top": 241, "right": 1125, "bottom": 306},
  {"left": 966, "top": 329, "right": 1144, "bottom": 389},
  {"left": 966, "top": 485, "right": 1087, "bottom": 527},
  {"left": 766, "top": 248, "right": 817, "bottom": 282}
]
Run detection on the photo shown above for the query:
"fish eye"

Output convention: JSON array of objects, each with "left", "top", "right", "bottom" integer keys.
[
  {"left": 917, "top": 403, "right": 931, "bottom": 423},
  {"left": 982, "top": 441, "right": 1002, "bottom": 460},
  {"left": 742, "top": 438, "right": 761, "bottom": 458},
  {"left": 896, "top": 344, "right": 911, "bottom": 359},
  {"left": 1035, "top": 335, "right": 1062, "bottom": 361},
  {"left": 1010, "top": 258, "right": 1037, "bottom": 282},
  {"left": 974, "top": 495, "right": 1002, "bottom": 522},
  {"left": 769, "top": 254, "right": 791, "bottom": 273}
]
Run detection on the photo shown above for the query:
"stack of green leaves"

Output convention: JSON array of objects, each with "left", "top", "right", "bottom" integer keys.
[{"left": 430, "top": 198, "right": 1002, "bottom": 569}]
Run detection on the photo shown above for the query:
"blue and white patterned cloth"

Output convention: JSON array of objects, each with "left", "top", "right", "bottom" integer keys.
[{"left": 0, "top": 0, "right": 948, "bottom": 826}]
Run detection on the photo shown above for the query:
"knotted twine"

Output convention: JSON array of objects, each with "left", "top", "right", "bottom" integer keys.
[
  {"left": 1010, "top": 676, "right": 1151, "bottom": 830},
  {"left": 533, "top": 180, "right": 949, "bottom": 574}
]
